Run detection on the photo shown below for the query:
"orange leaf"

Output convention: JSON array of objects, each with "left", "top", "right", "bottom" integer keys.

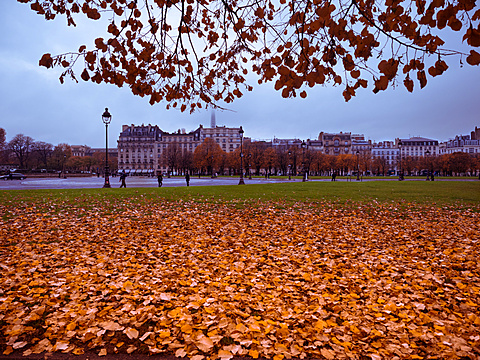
[
  {"left": 404, "top": 77, "right": 414, "bottom": 92},
  {"left": 81, "top": 69, "right": 90, "bottom": 81},
  {"left": 39, "top": 53, "right": 53, "bottom": 68},
  {"left": 374, "top": 76, "right": 389, "bottom": 91},
  {"left": 466, "top": 50, "right": 480, "bottom": 65},
  {"left": 417, "top": 70, "right": 427, "bottom": 88},
  {"left": 351, "top": 69, "right": 360, "bottom": 78}
]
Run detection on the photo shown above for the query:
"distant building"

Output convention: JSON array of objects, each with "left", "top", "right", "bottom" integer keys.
[
  {"left": 71, "top": 145, "right": 117, "bottom": 158},
  {"left": 270, "top": 137, "right": 303, "bottom": 149},
  {"left": 372, "top": 141, "right": 399, "bottom": 172},
  {"left": 351, "top": 134, "right": 372, "bottom": 154},
  {"left": 117, "top": 123, "right": 242, "bottom": 174},
  {"left": 71, "top": 145, "right": 90, "bottom": 157},
  {"left": 397, "top": 137, "right": 439, "bottom": 158},
  {"left": 306, "top": 139, "right": 323, "bottom": 152},
  {"left": 318, "top": 131, "right": 352, "bottom": 155},
  {"left": 200, "top": 125, "right": 243, "bottom": 153},
  {"left": 471, "top": 126, "right": 480, "bottom": 141},
  {"left": 439, "top": 134, "right": 480, "bottom": 155}
]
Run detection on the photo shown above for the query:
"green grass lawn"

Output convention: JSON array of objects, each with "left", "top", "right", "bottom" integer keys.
[{"left": 0, "top": 181, "right": 478, "bottom": 208}]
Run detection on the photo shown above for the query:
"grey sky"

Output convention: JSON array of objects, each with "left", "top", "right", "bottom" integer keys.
[{"left": 1, "top": 1, "right": 479, "bottom": 149}]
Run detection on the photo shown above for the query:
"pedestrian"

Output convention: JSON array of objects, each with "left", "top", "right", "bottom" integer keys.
[
  {"left": 157, "top": 173, "right": 163, "bottom": 187},
  {"left": 185, "top": 173, "right": 190, "bottom": 186},
  {"left": 431, "top": 172, "right": 434, "bottom": 181},
  {"left": 119, "top": 171, "right": 127, "bottom": 188},
  {"left": 331, "top": 171, "right": 337, "bottom": 181}
]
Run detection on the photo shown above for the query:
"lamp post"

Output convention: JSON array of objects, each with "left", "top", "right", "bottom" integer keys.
[
  {"left": 63, "top": 154, "right": 67, "bottom": 179},
  {"left": 302, "top": 141, "right": 306, "bottom": 182},
  {"left": 102, "top": 108, "right": 112, "bottom": 188},
  {"left": 288, "top": 150, "right": 292, "bottom": 180},
  {"left": 238, "top": 126, "right": 245, "bottom": 185},
  {"left": 248, "top": 153, "right": 252, "bottom": 180},
  {"left": 356, "top": 150, "right": 360, "bottom": 181},
  {"left": 425, "top": 149, "right": 431, "bottom": 181},
  {"left": 398, "top": 141, "right": 403, "bottom": 181}
]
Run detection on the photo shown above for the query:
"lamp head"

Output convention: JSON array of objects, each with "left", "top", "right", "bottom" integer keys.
[{"left": 102, "top": 108, "right": 112, "bottom": 125}]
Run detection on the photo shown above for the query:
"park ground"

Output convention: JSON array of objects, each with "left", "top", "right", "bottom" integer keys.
[{"left": 0, "top": 182, "right": 479, "bottom": 360}]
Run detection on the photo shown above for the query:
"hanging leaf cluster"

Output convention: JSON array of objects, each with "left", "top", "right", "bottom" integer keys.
[
  {"left": 1, "top": 198, "right": 479, "bottom": 358},
  {"left": 20, "top": 0, "right": 480, "bottom": 109}
]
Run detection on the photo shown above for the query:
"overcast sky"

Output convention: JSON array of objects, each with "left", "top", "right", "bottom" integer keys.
[{"left": 1, "top": 2, "right": 479, "bottom": 149}]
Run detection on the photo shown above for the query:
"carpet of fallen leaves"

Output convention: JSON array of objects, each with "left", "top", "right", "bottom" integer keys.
[{"left": 1, "top": 198, "right": 479, "bottom": 360}]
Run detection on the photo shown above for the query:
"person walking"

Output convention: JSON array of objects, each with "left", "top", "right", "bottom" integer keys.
[
  {"left": 185, "top": 173, "right": 190, "bottom": 186},
  {"left": 119, "top": 171, "right": 127, "bottom": 188},
  {"left": 157, "top": 173, "right": 163, "bottom": 187}
]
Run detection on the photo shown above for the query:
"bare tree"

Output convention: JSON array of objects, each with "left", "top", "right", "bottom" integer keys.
[
  {"left": 0, "top": 128, "right": 6, "bottom": 163},
  {"left": 33, "top": 141, "right": 54, "bottom": 169},
  {"left": 8, "top": 134, "right": 35, "bottom": 169}
]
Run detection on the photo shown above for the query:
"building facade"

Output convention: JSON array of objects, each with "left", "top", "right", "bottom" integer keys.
[
  {"left": 316, "top": 132, "right": 370, "bottom": 155},
  {"left": 371, "top": 141, "right": 399, "bottom": 173},
  {"left": 351, "top": 134, "right": 372, "bottom": 154},
  {"left": 439, "top": 134, "right": 480, "bottom": 155},
  {"left": 201, "top": 125, "right": 243, "bottom": 153},
  {"left": 397, "top": 137, "right": 439, "bottom": 158},
  {"left": 319, "top": 132, "right": 352, "bottom": 155},
  {"left": 117, "top": 124, "right": 242, "bottom": 174},
  {"left": 71, "top": 145, "right": 117, "bottom": 159}
]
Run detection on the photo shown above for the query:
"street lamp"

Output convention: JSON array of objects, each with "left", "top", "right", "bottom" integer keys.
[
  {"left": 425, "top": 149, "right": 431, "bottom": 181},
  {"left": 63, "top": 154, "right": 67, "bottom": 179},
  {"left": 102, "top": 108, "right": 112, "bottom": 188},
  {"left": 238, "top": 126, "right": 245, "bottom": 185},
  {"left": 248, "top": 153, "right": 252, "bottom": 180},
  {"left": 398, "top": 141, "right": 403, "bottom": 181},
  {"left": 356, "top": 150, "right": 360, "bottom": 181},
  {"left": 301, "top": 141, "right": 306, "bottom": 182},
  {"left": 288, "top": 150, "right": 292, "bottom": 180}
]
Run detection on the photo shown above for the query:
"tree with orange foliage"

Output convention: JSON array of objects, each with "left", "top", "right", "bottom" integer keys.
[
  {"left": 22, "top": 0, "right": 480, "bottom": 110},
  {"left": 193, "top": 137, "right": 224, "bottom": 175},
  {"left": 262, "top": 147, "right": 277, "bottom": 176},
  {"left": 447, "top": 151, "right": 473, "bottom": 175}
]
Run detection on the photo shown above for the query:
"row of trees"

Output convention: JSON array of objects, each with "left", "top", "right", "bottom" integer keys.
[
  {"left": 2, "top": 128, "right": 478, "bottom": 177},
  {"left": 166, "top": 138, "right": 480, "bottom": 177},
  {"left": 0, "top": 129, "right": 117, "bottom": 174}
]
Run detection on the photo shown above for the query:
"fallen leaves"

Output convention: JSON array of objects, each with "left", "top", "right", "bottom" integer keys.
[{"left": 0, "top": 198, "right": 479, "bottom": 359}]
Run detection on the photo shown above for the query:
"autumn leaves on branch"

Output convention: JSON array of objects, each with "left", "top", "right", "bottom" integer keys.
[{"left": 27, "top": 0, "right": 480, "bottom": 108}]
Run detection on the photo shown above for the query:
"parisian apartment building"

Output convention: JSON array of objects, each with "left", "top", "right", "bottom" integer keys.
[
  {"left": 371, "top": 141, "right": 398, "bottom": 171},
  {"left": 439, "top": 126, "right": 480, "bottom": 155},
  {"left": 117, "top": 123, "right": 243, "bottom": 174},
  {"left": 397, "top": 137, "right": 439, "bottom": 158},
  {"left": 86, "top": 123, "right": 477, "bottom": 175}
]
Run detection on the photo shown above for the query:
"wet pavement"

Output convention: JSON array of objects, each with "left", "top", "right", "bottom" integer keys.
[
  {"left": 0, "top": 176, "right": 292, "bottom": 190},
  {"left": 0, "top": 176, "right": 476, "bottom": 190}
]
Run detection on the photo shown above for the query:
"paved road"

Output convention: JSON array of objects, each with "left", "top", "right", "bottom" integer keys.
[
  {"left": 0, "top": 176, "right": 292, "bottom": 190},
  {"left": 0, "top": 176, "right": 476, "bottom": 190}
]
